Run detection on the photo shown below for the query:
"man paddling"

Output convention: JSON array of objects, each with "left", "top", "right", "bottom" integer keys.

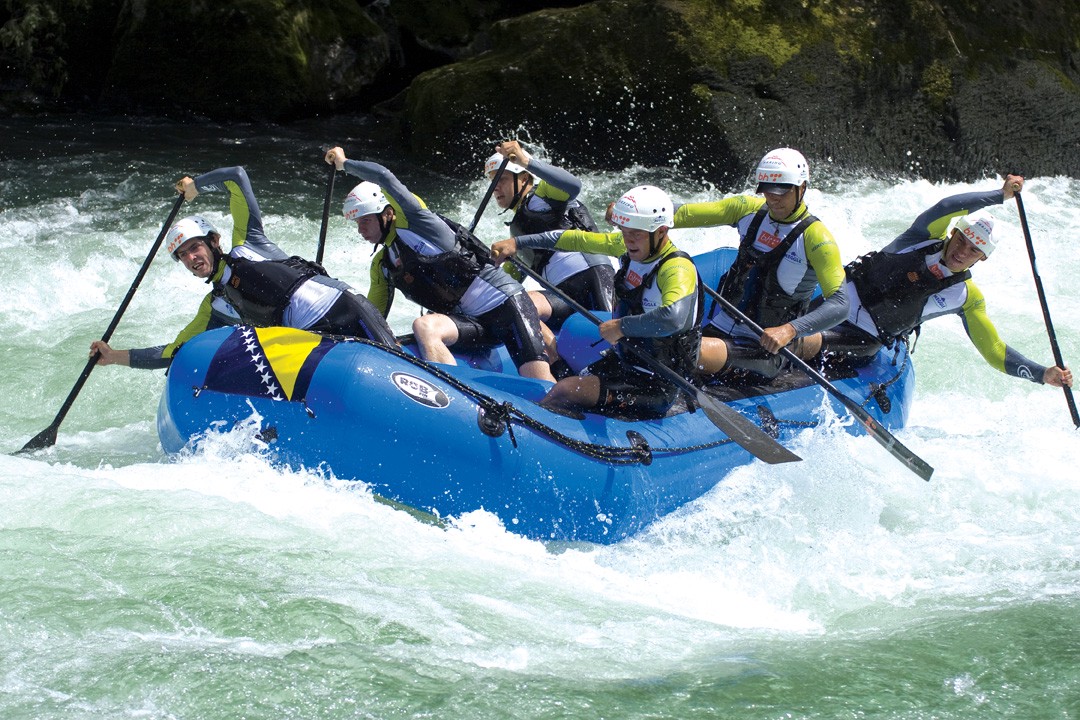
[
  {"left": 91, "top": 166, "right": 396, "bottom": 368},
  {"left": 491, "top": 185, "right": 702, "bottom": 419},
  {"left": 325, "top": 147, "right": 555, "bottom": 382},
  {"left": 807, "top": 174, "right": 1072, "bottom": 389},
  {"left": 672, "top": 148, "right": 850, "bottom": 385},
  {"left": 484, "top": 141, "right": 614, "bottom": 344}
]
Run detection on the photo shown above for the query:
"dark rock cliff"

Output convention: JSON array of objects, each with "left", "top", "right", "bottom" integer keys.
[{"left": 3, "top": 0, "right": 1077, "bottom": 184}]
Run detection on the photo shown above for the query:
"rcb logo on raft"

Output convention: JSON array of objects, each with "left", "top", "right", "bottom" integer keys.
[{"left": 391, "top": 372, "right": 451, "bottom": 409}]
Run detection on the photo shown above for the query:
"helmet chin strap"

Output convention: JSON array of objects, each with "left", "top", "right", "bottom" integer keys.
[
  {"left": 647, "top": 228, "right": 666, "bottom": 258},
  {"left": 204, "top": 236, "right": 225, "bottom": 284},
  {"left": 504, "top": 173, "right": 530, "bottom": 215},
  {"left": 374, "top": 207, "right": 393, "bottom": 248}
]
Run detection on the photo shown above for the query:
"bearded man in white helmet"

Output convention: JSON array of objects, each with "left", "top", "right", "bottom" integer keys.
[
  {"left": 491, "top": 185, "right": 702, "bottom": 419},
  {"left": 808, "top": 175, "right": 1072, "bottom": 389},
  {"left": 673, "top": 147, "right": 849, "bottom": 385},
  {"left": 91, "top": 166, "right": 396, "bottom": 369}
]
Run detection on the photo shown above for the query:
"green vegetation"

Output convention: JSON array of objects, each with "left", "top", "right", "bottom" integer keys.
[{"left": 0, "top": 0, "right": 89, "bottom": 96}]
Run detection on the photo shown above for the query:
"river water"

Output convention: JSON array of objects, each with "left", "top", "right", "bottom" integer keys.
[{"left": 2, "top": 115, "right": 1079, "bottom": 719}]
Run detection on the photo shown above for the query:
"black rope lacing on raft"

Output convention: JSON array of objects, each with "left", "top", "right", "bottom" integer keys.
[
  {"left": 322, "top": 335, "right": 734, "bottom": 465},
  {"left": 859, "top": 337, "right": 911, "bottom": 410}
]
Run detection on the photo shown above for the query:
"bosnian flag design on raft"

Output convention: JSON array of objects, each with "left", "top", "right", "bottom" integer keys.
[{"left": 203, "top": 325, "right": 337, "bottom": 403}]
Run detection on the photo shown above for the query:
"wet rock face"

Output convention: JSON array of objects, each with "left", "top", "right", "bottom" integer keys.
[
  {"left": 399, "top": 0, "right": 1080, "bottom": 183},
  {"left": 4, "top": 0, "right": 1078, "bottom": 182}
]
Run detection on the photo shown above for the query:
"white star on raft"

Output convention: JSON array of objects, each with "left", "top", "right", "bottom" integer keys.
[{"left": 239, "top": 326, "right": 286, "bottom": 401}]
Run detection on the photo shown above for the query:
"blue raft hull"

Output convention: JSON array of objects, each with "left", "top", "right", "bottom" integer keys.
[{"left": 157, "top": 250, "right": 915, "bottom": 544}]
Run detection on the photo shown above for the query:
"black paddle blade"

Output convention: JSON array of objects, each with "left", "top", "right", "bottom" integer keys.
[
  {"left": 859, "top": 415, "right": 934, "bottom": 481},
  {"left": 16, "top": 424, "right": 58, "bottom": 454},
  {"left": 696, "top": 282, "right": 934, "bottom": 480},
  {"left": 504, "top": 253, "right": 801, "bottom": 465},
  {"left": 696, "top": 391, "right": 802, "bottom": 464}
]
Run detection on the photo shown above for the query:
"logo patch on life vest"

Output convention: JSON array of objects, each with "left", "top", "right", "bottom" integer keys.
[
  {"left": 230, "top": 276, "right": 241, "bottom": 288},
  {"left": 759, "top": 230, "right": 782, "bottom": 249},
  {"left": 907, "top": 271, "right": 920, "bottom": 283},
  {"left": 391, "top": 372, "right": 450, "bottom": 409}
]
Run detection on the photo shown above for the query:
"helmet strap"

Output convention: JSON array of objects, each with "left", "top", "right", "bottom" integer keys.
[
  {"left": 204, "top": 239, "right": 225, "bottom": 284},
  {"left": 508, "top": 173, "right": 530, "bottom": 212},
  {"left": 648, "top": 229, "right": 661, "bottom": 258},
  {"left": 375, "top": 207, "right": 393, "bottom": 246}
]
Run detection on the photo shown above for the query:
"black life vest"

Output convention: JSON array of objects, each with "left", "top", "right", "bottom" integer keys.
[
  {"left": 215, "top": 255, "right": 328, "bottom": 327},
  {"left": 380, "top": 214, "right": 489, "bottom": 314},
  {"left": 715, "top": 208, "right": 818, "bottom": 328},
  {"left": 509, "top": 194, "right": 599, "bottom": 275},
  {"left": 613, "top": 250, "right": 703, "bottom": 378},
  {"left": 847, "top": 242, "right": 971, "bottom": 342}
]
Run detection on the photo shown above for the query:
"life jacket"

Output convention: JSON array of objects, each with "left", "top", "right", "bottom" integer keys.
[
  {"left": 510, "top": 195, "right": 599, "bottom": 275},
  {"left": 215, "top": 256, "right": 329, "bottom": 327},
  {"left": 380, "top": 213, "right": 489, "bottom": 314},
  {"left": 847, "top": 241, "right": 971, "bottom": 342},
  {"left": 715, "top": 208, "right": 818, "bottom": 328},
  {"left": 613, "top": 250, "right": 703, "bottom": 378}
]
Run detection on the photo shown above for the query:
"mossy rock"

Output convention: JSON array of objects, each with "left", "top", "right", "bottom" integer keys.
[
  {"left": 390, "top": 0, "right": 506, "bottom": 50},
  {"left": 401, "top": 0, "right": 1080, "bottom": 183},
  {"left": 403, "top": 0, "right": 734, "bottom": 179}
]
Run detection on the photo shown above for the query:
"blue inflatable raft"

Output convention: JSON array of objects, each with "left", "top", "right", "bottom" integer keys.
[{"left": 157, "top": 250, "right": 916, "bottom": 543}]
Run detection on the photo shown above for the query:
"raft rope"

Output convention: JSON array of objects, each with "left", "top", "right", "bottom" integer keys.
[
  {"left": 859, "top": 338, "right": 911, "bottom": 411},
  {"left": 333, "top": 336, "right": 735, "bottom": 465}
]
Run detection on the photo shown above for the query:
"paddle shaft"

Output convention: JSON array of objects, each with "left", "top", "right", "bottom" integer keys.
[
  {"left": 18, "top": 193, "right": 186, "bottom": 453},
  {"left": 699, "top": 283, "right": 934, "bottom": 480},
  {"left": 469, "top": 156, "right": 509, "bottom": 234},
  {"left": 506, "top": 255, "right": 801, "bottom": 464},
  {"left": 316, "top": 163, "right": 336, "bottom": 265},
  {"left": 1014, "top": 192, "right": 1079, "bottom": 427}
]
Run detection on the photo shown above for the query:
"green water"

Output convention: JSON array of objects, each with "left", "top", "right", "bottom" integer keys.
[{"left": 1, "top": 115, "right": 1079, "bottom": 719}]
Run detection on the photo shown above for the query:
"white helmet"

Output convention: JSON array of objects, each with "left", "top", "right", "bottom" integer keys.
[
  {"left": 484, "top": 152, "right": 528, "bottom": 177},
  {"left": 343, "top": 182, "right": 390, "bottom": 221},
  {"left": 755, "top": 147, "right": 810, "bottom": 192},
  {"left": 166, "top": 215, "right": 218, "bottom": 260},
  {"left": 610, "top": 185, "right": 674, "bottom": 233},
  {"left": 948, "top": 210, "right": 996, "bottom": 257}
]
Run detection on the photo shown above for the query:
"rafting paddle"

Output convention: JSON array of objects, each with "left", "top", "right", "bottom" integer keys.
[
  {"left": 315, "top": 162, "right": 336, "bottom": 265},
  {"left": 16, "top": 193, "right": 187, "bottom": 454},
  {"left": 698, "top": 283, "right": 934, "bottom": 480},
  {"left": 1014, "top": 192, "right": 1079, "bottom": 428},
  {"left": 503, "top": 255, "right": 801, "bottom": 465},
  {"left": 469, "top": 155, "right": 509, "bottom": 234}
]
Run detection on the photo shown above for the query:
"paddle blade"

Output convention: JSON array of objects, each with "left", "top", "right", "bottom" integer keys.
[
  {"left": 16, "top": 424, "right": 58, "bottom": 454},
  {"left": 859, "top": 415, "right": 934, "bottom": 481},
  {"left": 696, "top": 391, "right": 802, "bottom": 464}
]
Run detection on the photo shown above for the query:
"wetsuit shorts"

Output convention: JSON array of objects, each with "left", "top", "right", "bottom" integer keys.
[
  {"left": 818, "top": 323, "right": 883, "bottom": 371},
  {"left": 448, "top": 291, "right": 549, "bottom": 368},
  {"left": 582, "top": 351, "right": 680, "bottom": 420},
  {"left": 702, "top": 325, "right": 798, "bottom": 383},
  {"left": 307, "top": 291, "right": 398, "bottom": 347},
  {"left": 541, "top": 264, "right": 615, "bottom": 331}
]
